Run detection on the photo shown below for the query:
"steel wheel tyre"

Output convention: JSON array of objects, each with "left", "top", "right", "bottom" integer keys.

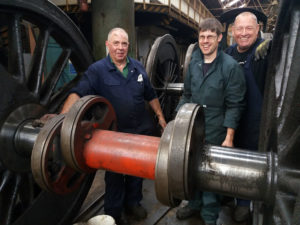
[{"left": 258, "top": 0, "right": 300, "bottom": 224}]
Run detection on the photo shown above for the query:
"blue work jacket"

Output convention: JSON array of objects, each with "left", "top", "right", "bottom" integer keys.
[{"left": 71, "top": 55, "right": 157, "bottom": 135}]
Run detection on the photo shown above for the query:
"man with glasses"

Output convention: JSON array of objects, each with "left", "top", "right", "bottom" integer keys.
[
  {"left": 61, "top": 27, "right": 166, "bottom": 225},
  {"left": 225, "top": 11, "right": 270, "bottom": 223},
  {"left": 175, "top": 18, "right": 246, "bottom": 225}
]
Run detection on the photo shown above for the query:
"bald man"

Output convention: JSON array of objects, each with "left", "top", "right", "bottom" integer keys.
[
  {"left": 61, "top": 28, "right": 166, "bottom": 225},
  {"left": 225, "top": 12, "right": 270, "bottom": 223}
]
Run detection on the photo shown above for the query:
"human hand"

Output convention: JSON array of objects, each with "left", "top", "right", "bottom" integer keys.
[
  {"left": 158, "top": 116, "right": 167, "bottom": 131},
  {"left": 255, "top": 39, "right": 271, "bottom": 61},
  {"left": 221, "top": 139, "right": 234, "bottom": 148},
  {"left": 33, "top": 114, "right": 58, "bottom": 127}
]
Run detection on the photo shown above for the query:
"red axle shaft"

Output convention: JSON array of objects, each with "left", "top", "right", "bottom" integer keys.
[{"left": 83, "top": 130, "right": 160, "bottom": 180}]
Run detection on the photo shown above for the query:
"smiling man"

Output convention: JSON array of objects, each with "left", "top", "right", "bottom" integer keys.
[
  {"left": 61, "top": 27, "right": 166, "bottom": 225},
  {"left": 225, "top": 11, "right": 270, "bottom": 223},
  {"left": 175, "top": 18, "right": 246, "bottom": 225}
]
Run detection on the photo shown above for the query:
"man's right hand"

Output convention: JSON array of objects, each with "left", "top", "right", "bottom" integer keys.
[{"left": 33, "top": 114, "right": 57, "bottom": 127}]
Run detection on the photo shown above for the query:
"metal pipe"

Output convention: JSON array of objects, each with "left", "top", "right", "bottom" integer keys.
[
  {"left": 196, "top": 145, "right": 277, "bottom": 203},
  {"left": 155, "top": 83, "right": 184, "bottom": 95},
  {"left": 15, "top": 120, "right": 40, "bottom": 157},
  {"left": 83, "top": 129, "right": 160, "bottom": 179}
]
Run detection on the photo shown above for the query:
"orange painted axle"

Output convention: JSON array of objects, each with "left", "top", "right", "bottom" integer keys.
[{"left": 83, "top": 130, "right": 160, "bottom": 180}]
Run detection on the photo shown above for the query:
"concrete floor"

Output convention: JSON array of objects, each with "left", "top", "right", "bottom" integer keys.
[{"left": 74, "top": 170, "right": 250, "bottom": 225}]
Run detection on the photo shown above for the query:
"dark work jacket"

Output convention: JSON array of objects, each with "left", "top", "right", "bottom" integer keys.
[
  {"left": 71, "top": 55, "right": 156, "bottom": 135},
  {"left": 226, "top": 39, "right": 265, "bottom": 150},
  {"left": 176, "top": 47, "right": 246, "bottom": 145}
]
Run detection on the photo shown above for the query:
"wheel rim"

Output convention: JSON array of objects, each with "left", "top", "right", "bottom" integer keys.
[
  {"left": 258, "top": 0, "right": 300, "bottom": 224},
  {"left": 146, "top": 34, "right": 181, "bottom": 122},
  {"left": 0, "top": 1, "right": 94, "bottom": 224},
  {"left": 182, "top": 42, "right": 197, "bottom": 80},
  {"left": 61, "top": 95, "right": 117, "bottom": 172}
]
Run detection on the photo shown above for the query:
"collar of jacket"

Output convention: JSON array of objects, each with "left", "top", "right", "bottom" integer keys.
[
  {"left": 193, "top": 45, "right": 223, "bottom": 63},
  {"left": 106, "top": 54, "right": 137, "bottom": 72}
]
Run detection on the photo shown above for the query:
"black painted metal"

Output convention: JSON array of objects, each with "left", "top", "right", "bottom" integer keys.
[
  {"left": 146, "top": 34, "right": 181, "bottom": 122},
  {"left": 0, "top": 0, "right": 94, "bottom": 224},
  {"left": 258, "top": 0, "right": 300, "bottom": 224}
]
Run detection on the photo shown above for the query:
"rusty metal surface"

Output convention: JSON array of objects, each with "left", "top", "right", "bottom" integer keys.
[
  {"left": 31, "top": 114, "right": 85, "bottom": 194},
  {"left": 61, "top": 95, "right": 117, "bottom": 172}
]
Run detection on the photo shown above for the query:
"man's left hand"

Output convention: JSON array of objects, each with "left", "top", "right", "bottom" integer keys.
[
  {"left": 255, "top": 39, "right": 271, "bottom": 61},
  {"left": 221, "top": 139, "right": 234, "bottom": 147},
  {"left": 158, "top": 116, "right": 167, "bottom": 130}
]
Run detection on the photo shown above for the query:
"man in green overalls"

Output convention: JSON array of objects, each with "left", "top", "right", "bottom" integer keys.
[{"left": 175, "top": 18, "right": 246, "bottom": 225}]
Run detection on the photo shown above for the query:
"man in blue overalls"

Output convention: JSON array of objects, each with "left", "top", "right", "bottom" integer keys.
[
  {"left": 61, "top": 27, "right": 166, "bottom": 225},
  {"left": 225, "top": 11, "right": 270, "bottom": 223}
]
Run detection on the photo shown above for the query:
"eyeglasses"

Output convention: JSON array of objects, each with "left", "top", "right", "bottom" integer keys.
[
  {"left": 234, "top": 26, "right": 255, "bottom": 33},
  {"left": 199, "top": 35, "right": 218, "bottom": 41}
]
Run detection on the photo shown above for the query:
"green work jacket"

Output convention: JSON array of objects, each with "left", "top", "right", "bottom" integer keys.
[{"left": 176, "top": 47, "right": 246, "bottom": 145}]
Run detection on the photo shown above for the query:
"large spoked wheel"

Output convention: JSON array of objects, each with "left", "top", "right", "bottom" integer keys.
[
  {"left": 0, "top": 1, "right": 94, "bottom": 224},
  {"left": 146, "top": 34, "right": 181, "bottom": 122},
  {"left": 182, "top": 42, "right": 197, "bottom": 80},
  {"left": 258, "top": 0, "right": 300, "bottom": 224}
]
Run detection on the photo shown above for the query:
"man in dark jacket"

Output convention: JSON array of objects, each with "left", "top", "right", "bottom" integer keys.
[
  {"left": 61, "top": 27, "right": 166, "bottom": 225},
  {"left": 175, "top": 18, "right": 246, "bottom": 225},
  {"left": 225, "top": 11, "right": 270, "bottom": 223}
]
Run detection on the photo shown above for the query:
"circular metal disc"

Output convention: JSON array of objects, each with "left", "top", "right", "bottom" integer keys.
[
  {"left": 146, "top": 34, "right": 181, "bottom": 122},
  {"left": 257, "top": 1, "right": 300, "bottom": 224},
  {"left": 31, "top": 114, "right": 85, "bottom": 194},
  {"left": 0, "top": 104, "right": 45, "bottom": 173},
  {"left": 61, "top": 95, "right": 117, "bottom": 172},
  {"left": 155, "top": 120, "right": 181, "bottom": 207},
  {"left": 182, "top": 42, "right": 197, "bottom": 80},
  {"left": 168, "top": 103, "right": 205, "bottom": 200}
]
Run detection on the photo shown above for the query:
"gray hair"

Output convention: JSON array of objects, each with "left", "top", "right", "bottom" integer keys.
[
  {"left": 107, "top": 27, "right": 128, "bottom": 41},
  {"left": 234, "top": 12, "right": 258, "bottom": 25}
]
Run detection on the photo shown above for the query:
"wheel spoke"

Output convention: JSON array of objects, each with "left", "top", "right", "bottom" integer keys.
[
  {"left": 40, "top": 48, "right": 71, "bottom": 106},
  {"left": 280, "top": 126, "right": 300, "bottom": 163},
  {"left": 27, "top": 28, "right": 50, "bottom": 96},
  {"left": 0, "top": 170, "right": 12, "bottom": 192},
  {"left": 276, "top": 194, "right": 293, "bottom": 225},
  {"left": 0, "top": 1, "right": 94, "bottom": 224},
  {"left": 4, "top": 175, "right": 21, "bottom": 225},
  {"left": 277, "top": 9, "right": 300, "bottom": 154},
  {"left": 8, "top": 14, "right": 25, "bottom": 83},
  {"left": 292, "top": 192, "right": 300, "bottom": 225},
  {"left": 47, "top": 75, "right": 82, "bottom": 113}
]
